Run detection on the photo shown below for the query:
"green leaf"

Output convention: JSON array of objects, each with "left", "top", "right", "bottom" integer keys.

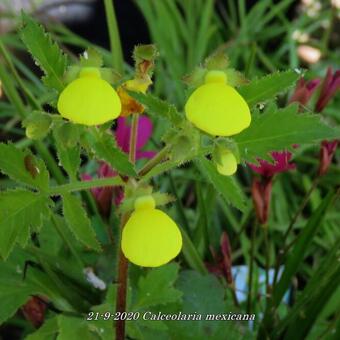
[
  {"left": 234, "top": 104, "right": 339, "bottom": 163},
  {"left": 196, "top": 157, "right": 246, "bottom": 211},
  {"left": 238, "top": 70, "right": 300, "bottom": 107},
  {"left": 26, "top": 317, "right": 59, "bottom": 340},
  {"left": 22, "top": 111, "right": 52, "bottom": 140},
  {"left": 0, "top": 143, "right": 49, "bottom": 191},
  {"left": 79, "top": 47, "right": 103, "bottom": 68},
  {"left": 168, "top": 270, "right": 242, "bottom": 340},
  {"left": 90, "top": 285, "right": 117, "bottom": 340},
  {"left": 58, "top": 315, "right": 98, "bottom": 340},
  {"left": 0, "top": 282, "right": 34, "bottom": 325},
  {"left": 259, "top": 191, "right": 337, "bottom": 338},
  {"left": 133, "top": 263, "right": 182, "bottom": 310},
  {"left": 86, "top": 129, "right": 136, "bottom": 177},
  {"left": 128, "top": 92, "right": 183, "bottom": 126},
  {"left": 273, "top": 191, "right": 336, "bottom": 306},
  {"left": 20, "top": 13, "right": 67, "bottom": 92},
  {"left": 62, "top": 193, "right": 101, "bottom": 252},
  {"left": 0, "top": 190, "right": 50, "bottom": 259},
  {"left": 53, "top": 123, "right": 81, "bottom": 181},
  {"left": 91, "top": 284, "right": 116, "bottom": 340},
  {"left": 273, "top": 243, "right": 340, "bottom": 339}
]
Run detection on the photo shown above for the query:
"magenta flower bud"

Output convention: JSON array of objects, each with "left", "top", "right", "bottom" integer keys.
[
  {"left": 248, "top": 151, "right": 296, "bottom": 178},
  {"left": 315, "top": 68, "right": 340, "bottom": 113},
  {"left": 251, "top": 177, "right": 273, "bottom": 225},
  {"left": 289, "top": 78, "right": 320, "bottom": 108},
  {"left": 318, "top": 140, "right": 338, "bottom": 176}
]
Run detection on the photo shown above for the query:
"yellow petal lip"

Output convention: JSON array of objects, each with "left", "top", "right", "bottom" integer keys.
[
  {"left": 57, "top": 76, "right": 121, "bottom": 126},
  {"left": 122, "top": 208, "right": 182, "bottom": 267},
  {"left": 216, "top": 151, "right": 238, "bottom": 176},
  {"left": 185, "top": 83, "right": 251, "bottom": 137}
]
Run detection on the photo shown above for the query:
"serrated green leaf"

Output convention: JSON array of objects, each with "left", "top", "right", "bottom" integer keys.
[
  {"left": 58, "top": 315, "right": 98, "bottom": 340},
  {"left": 234, "top": 104, "right": 339, "bottom": 163},
  {"left": 133, "top": 263, "right": 182, "bottom": 310},
  {"left": 91, "top": 284, "right": 116, "bottom": 340},
  {"left": 20, "top": 13, "right": 67, "bottom": 92},
  {"left": 0, "top": 190, "right": 50, "bottom": 259},
  {"left": 168, "top": 270, "right": 241, "bottom": 340},
  {"left": 0, "top": 143, "right": 49, "bottom": 191},
  {"left": 62, "top": 193, "right": 101, "bottom": 252},
  {"left": 238, "top": 70, "right": 300, "bottom": 107},
  {"left": 26, "top": 317, "right": 59, "bottom": 340},
  {"left": 0, "top": 283, "right": 34, "bottom": 325},
  {"left": 86, "top": 129, "right": 136, "bottom": 177},
  {"left": 53, "top": 124, "right": 81, "bottom": 181},
  {"left": 196, "top": 157, "right": 246, "bottom": 212},
  {"left": 128, "top": 92, "right": 183, "bottom": 126}
]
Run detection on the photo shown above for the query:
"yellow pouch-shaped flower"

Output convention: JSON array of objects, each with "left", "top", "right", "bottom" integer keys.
[
  {"left": 185, "top": 70, "right": 251, "bottom": 136},
  {"left": 57, "top": 67, "right": 121, "bottom": 125},
  {"left": 122, "top": 195, "right": 182, "bottom": 267},
  {"left": 216, "top": 149, "right": 238, "bottom": 176}
]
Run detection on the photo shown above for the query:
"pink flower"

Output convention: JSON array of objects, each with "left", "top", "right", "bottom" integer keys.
[
  {"left": 248, "top": 151, "right": 296, "bottom": 178},
  {"left": 83, "top": 116, "right": 155, "bottom": 217},
  {"left": 206, "top": 232, "right": 233, "bottom": 284},
  {"left": 289, "top": 78, "right": 320, "bottom": 108},
  {"left": 251, "top": 177, "right": 273, "bottom": 225},
  {"left": 315, "top": 68, "right": 340, "bottom": 113},
  {"left": 318, "top": 140, "right": 338, "bottom": 176}
]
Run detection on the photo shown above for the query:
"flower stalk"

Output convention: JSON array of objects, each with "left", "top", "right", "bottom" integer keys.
[{"left": 115, "top": 113, "right": 139, "bottom": 340}]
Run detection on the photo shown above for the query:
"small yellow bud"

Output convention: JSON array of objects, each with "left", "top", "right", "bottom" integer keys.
[
  {"left": 185, "top": 70, "right": 251, "bottom": 136},
  {"left": 121, "top": 195, "right": 182, "bottom": 267},
  {"left": 117, "top": 78, "right": 152, "bottom": 117},
  {"left": 216, "top": 150, "right": 238, "bottom": 176},
  {"left": 57, "top": 67, "right": 121, "bottom": 125}
]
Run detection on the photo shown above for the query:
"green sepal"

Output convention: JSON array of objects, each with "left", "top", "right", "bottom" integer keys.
[{"left": 22, "top": 111, "right": 52, "bottom": 140}]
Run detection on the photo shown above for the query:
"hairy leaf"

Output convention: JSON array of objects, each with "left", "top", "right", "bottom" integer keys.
[
  {"left": 196, "top": 157, "right": 246, "bottom": 211},
  {"left": 20, "top": 13, "right": 67, "bottom": 92},
  {"left": 58, "top": 315, "right": 98, "bottom": 340},
  {"left": 234, "top": 104, "right": 339, "bottom": 163},
  {"left": 129, "top": 92, "right": 183, "bottom": 126},
  {"left": 238, "top": 70, "right": 300, "bottom": 107},
  {"left": 86, "top": 129, "right": 136, "bottom": 177},
  {"left": 62, "top": 193, "right": 101, "bottom": 252},
  {"left": 0, "top": 190, "right": 50, "bottom": 259},
  {"left": 0, "top": 283, "right": 35, "bottom": 325},
  {"left": 133, "top": 263, "right": 182, "bottom": 310},
  {"left": 53, "top": 124, "right": 80, "bottom": 181},
  {"left": 0, "top": 143, "right": 49, "bottom": 191}
]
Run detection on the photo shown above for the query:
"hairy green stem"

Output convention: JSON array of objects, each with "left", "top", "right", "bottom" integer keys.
[
  {"left": 115, "top": 114, "right": 139, "bottom": 340},
  {"left": 138, "top": 144, "right": 171, "bottom": 177},
  {"left": 263, "top": 224, "right": 270, "bottom": 300},
  {"left": 129, "top": 114, "right": 139, "bottom": 163},
  {"left": 247, "top": 222, "right": 258, "bottom": 314},
  {"left": 103, "top": 0, "right": 124, "bottom": 73},
  {"left": 273, "top": 176, "right": 319, "bottom": 285},
  {"left": 49, "top": 177, "right": 124, "bottom": 195}
]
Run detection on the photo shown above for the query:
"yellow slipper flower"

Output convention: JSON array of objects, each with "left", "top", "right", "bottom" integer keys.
[
  {"left": 216, "top": 149, "right": 238, "bottom": 176},
  {"left": 57, "top": 67, "right": 121, "bottom": 125},
  {"left": 185, "top": 70, "right": 251, "bottom": 136},
  {"left": 121, "top": 195, "right": 182, "bottom": 267}
]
